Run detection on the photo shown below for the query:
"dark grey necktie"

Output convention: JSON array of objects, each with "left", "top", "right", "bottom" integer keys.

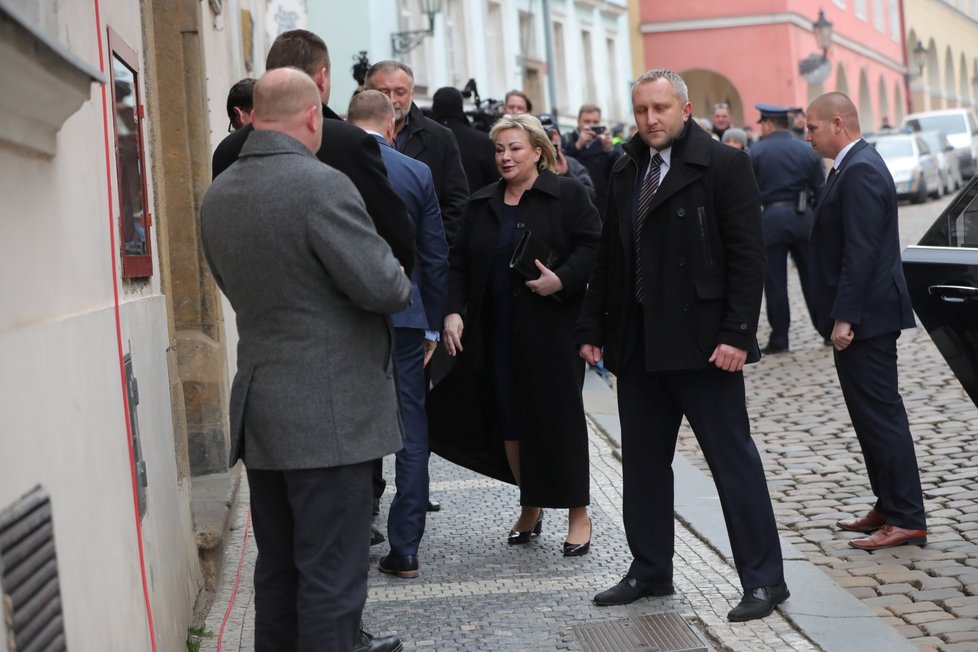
[{"left": 634, "top": 152, "right": 663, "bottom": 304}]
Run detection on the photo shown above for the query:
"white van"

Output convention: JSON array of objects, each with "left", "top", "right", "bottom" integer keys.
[{"left": 902, "top": 109, "right": 978, "bottom": 179}]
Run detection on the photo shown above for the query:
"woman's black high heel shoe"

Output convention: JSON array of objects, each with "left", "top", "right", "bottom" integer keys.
[
  {"left": 563, "top": 517, "right": 591, "bottom": 557},
  {"left": 507, "top": 510, "right": 543, "bottom": 545}
]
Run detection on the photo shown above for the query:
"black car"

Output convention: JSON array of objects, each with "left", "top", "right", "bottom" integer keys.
[{"left": 902, "top": 177, "right": 978, "bottom": 406}]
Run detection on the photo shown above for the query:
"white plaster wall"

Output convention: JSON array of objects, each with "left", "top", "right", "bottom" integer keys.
[{"left": 0, "top": 1, "right": 200, "bottom": 649}]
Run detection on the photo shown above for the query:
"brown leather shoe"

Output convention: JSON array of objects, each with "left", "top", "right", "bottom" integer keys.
[
  {"left": 849, "top": 524, "right": 927, "bottom": 551},
  {"left": 837, "top": 508, "right": 887, "bottom": 533}
]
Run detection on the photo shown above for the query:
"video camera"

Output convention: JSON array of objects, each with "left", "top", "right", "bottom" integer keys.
[
  {"left": 460, "top": 78, "right": 503, "bottom": 133},
  {"left": 352, "top": 51, "right": 370, "bottom": 86}
]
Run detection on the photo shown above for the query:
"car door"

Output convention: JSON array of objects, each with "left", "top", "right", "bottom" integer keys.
[{"left": 903, "top": 176, "right": 978, "bottom": 406}]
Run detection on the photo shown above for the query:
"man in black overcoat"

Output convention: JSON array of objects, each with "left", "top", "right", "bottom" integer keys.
[
  {"left": 210, "top": 30, "right": 416, "bottom": 277},
  {"left": 365, "top": 62, "right": 469, "bottom": 245},
  {"left": 575, "top": 68, "right": 787, "bottom": 622},
  {"left": 429, "top": 86, "right": 497, "bottom": 193}
]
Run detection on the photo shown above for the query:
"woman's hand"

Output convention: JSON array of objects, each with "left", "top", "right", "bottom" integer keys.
[
  {"left": 443, "top": 313, "right": 464, "bottom": 356},
  {"left": 525, "top": 260, "right": 563, "bottom": 297}
]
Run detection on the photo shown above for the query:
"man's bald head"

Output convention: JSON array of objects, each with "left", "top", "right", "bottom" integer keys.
[
  {"left": 252, "top": 67, "right": 323, "bottom": 152},
  {"left": 347, "top": 90, "right": 396, "bottom": 144},
  {"left": 805, "top": 92, "right": 861, "bottom": 159}
]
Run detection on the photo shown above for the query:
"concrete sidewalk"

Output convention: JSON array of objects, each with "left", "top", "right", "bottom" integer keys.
[{"left": 199, "top": 366, "right": 917, "bottom": 651}]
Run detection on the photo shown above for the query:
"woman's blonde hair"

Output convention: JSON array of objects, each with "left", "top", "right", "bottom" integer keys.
[{"left": 489, "top": 114, "right": 557, "bottom": 172}]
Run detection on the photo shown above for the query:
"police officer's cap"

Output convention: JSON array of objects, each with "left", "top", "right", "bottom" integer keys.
[{"left": 755, "top": 103, "right": 790, "bottom": 122}]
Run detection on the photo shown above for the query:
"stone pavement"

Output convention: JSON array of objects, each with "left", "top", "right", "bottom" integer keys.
[{"left": 199, "top": 195, "right": 977, "bottom": 651}]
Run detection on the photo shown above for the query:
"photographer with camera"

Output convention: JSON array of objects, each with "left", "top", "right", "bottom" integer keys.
[{"left": 561, "top": 104, "right": 621, "bottom": 220}]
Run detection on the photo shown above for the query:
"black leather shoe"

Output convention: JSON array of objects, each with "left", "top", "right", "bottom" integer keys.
[
  {"left": 354, "top": 629, "right": 403, "bottom": 652},
  {"left": 370, "top": 526, "right": 385, "bottom": 546},
  {"left": 379, "top": 553, "right": 420, "bottom": 578},
  {"left": 593, "top": 576, "right": 674, "bottom": 606},
  {"left": 426, "top": 499, "right": 441, "bottom": 512},
  {"left": 761, "top": 344, "right": 789, "bottom": 355},
  {"left": 508, "top": 510, "right": 543, "bottom": 545},
  {"left": 727, "top": 582, "right": 790, "bottom": 621},
  {"left": 562, "top": 540, "right": 590, "bottom": 557}
]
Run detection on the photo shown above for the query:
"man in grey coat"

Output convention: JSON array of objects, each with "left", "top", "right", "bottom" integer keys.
[{"left": 200, "top": 68, "right": 411, "bottom": 652}]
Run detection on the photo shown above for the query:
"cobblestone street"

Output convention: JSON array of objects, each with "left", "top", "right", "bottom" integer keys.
[{"left": 200, "top": 195, "right": 978, "bottom": 651}]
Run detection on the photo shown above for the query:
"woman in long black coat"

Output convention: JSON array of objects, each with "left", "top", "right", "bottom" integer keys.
[{"left": 428, "top": 114, "right": 601, "bottom": 555}]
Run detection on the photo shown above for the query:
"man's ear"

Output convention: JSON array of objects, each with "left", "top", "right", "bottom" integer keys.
[{"left": 306, "top": 105, "right": 320, "bottom": 133}]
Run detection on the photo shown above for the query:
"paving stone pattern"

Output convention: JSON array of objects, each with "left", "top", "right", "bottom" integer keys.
[{"left": 673, "top": 198, "right": 978, "bottom": 652}]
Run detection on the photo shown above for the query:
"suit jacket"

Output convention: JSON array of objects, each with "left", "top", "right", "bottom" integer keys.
[
  {"left": 397, "top": 103, "right": 470, "bottom": 245},
  {"left": 211, "top": 105, "right": 417, "bottom": 276},
  {"left": 575, "top": 121, "right": 766, "bottom": 373},
  {"left": 810, "top": 139, "right": 915, "bottom": 340},
  {"left": 368, "top": 132, "right": 448, "bottom": 332},
  {"left": 200, "top": 130, "right": 412, "bottom": 470}
]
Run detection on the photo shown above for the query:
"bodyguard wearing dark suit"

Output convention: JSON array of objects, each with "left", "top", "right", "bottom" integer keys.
[
  {"left": 348, "top": 91, "right": 449, "bottom": 578},
  {"left": 211, "top": 30, "right": 416, "bottom": 277},
  {"left": 805, "top": 92, "right": 926, "bottom": 551},
  {"left": 749, "top": 103, "right": 825, "bottom": 353},
  {"left": 575, "top": 69, "right": 788, "bottom": 621},
  {"left": 200, "top": 69, "right": 411, "bottom": 652},
  {"left": 365, "top": 62, "right": 469, "bottom": 245}
]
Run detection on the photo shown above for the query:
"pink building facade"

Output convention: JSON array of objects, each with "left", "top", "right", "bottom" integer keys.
[{"left": 638, "top": 1, "right": 908, "bottom": 132}]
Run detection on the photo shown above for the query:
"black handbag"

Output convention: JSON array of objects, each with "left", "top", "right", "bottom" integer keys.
[{"left": 509, "top": 229, "right": 557, "bottom": 279}]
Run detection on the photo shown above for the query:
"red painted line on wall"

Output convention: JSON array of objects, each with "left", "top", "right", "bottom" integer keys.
[
  {"left": 92, "top": 0, "right": 159, "bottom": 649},
  {"left": 216, "top": 509, "right": 252, "bottom": 652}
]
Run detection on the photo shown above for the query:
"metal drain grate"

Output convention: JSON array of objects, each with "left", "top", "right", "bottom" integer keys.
[
  {"left": 0, "top": 486, "right": 66, "bottom": 652},
  {"left": 573, "top": 612, "right": 707, "bottom": 652}
]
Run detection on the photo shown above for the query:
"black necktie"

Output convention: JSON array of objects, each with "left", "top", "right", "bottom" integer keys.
[
  {"left": 634, "top": 153, "right": 663, "bottom": 304},
  {"left": 827, "top": 166, "right": 837, "bottom": 181}
]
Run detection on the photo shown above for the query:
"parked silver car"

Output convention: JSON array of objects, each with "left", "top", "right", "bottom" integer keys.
[
  {"left": 917, "top": 130, "right": 964, "bottom": 196},
  {"left": 903, "top": 109, "right": 978, "bottom": 179},
  {"left": 866, "top": 132, "right": 942, "bottom": 203}
]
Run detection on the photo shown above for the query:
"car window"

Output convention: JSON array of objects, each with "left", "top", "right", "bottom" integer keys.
[
  {"left": 918, "top": 178, "right": 978, "bottom": 248},
  {"left": 907, "top": 114, "right": 967, "bottom": 135},
  {"left": 873, "top": 137, "right": 914, "bottom": 158},
  {"left": 919, "top": 134, "right": 938, "bottom": 149},
  {"left": 917, "top": 138, "right": 931, "bottom": 155}
]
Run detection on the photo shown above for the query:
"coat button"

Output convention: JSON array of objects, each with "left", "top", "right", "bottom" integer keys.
[
  {"left": 740, "top": 323, "right": 748, "bottom": 330},
  {"left": 682, "top": 303, "right": 690, "bottom": 312},
  {"left": 513, "top": 290, "right": 519, "bottom": 297},
  {"left": 677, "top": 208, "right": 686, "bottom": 217},
  {"left": 678, "top": 257, "right": 686, "bottom": 267},
  {"left": 517, "top": 222, "right": 525, "bottom": 229}
]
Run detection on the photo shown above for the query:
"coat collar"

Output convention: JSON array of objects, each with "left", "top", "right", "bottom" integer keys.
[
  {"left": 470, "top": 168, "right": 560, "bottom": 202},
  {"left": 622, "top": 120, "right": 708, "bottom": 214},
  {"left": 240, "top": 129, "right": 318, "bottom": 159}
]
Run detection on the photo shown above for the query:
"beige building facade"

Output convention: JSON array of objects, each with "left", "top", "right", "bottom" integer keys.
[{"left": 905, "top": 0, "right": 978, "bottom": 113}]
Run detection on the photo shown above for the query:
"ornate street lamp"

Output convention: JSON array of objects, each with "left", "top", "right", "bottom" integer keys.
[
  {"left": 799, "top": 8, "right": 834, "bottom": 84},
  {"left": 391, "top": 0, "right": 443, "bottom": 57},
  {"left": 812, "top": 9, "right": 833, "bottom": 60},
  {"left": 912, "top": 41, "right": 927, "bottom": 77}
]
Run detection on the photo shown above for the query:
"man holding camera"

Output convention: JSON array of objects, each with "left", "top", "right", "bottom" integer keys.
[{"left": 562, "top": 104, "right": 621, "bottom": 219}]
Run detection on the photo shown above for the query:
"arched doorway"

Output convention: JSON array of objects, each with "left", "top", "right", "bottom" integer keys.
[
  {"left": 835, "top": 63, "right": 849, "bottom": 96},
  {"left": 945, "top": 46, "right": 957, "bottom": 108},
  {"left": 878, "top": 75, "right": 891, "bottom": 129},
  {"left": 680, "top": 68, "right": 745, "bottom": 127},
  {"left": 926, "top": 39, "right": 940, "bottom": 109},
  {"left": 858, "top": 68, "right": 873, "bottom": 132},
  {"left": 959, "top": 53, "right": 970, "bottom": 106}
]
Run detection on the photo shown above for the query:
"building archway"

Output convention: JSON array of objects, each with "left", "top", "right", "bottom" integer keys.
[
  {"left": 858, "top": 68, "right": 873, "bottom": 132},
  {"left": 960, "top": 53, "right": 971, "bottom": 106},
  {"left": 894, "top": 81, "right": 905, "bottom": 123},
  {"left": 926, "top": 39, "right": 940, "bottom": 108},
  {"left": 878, "top": 75, "right": 891, "bottom": 129},
  {"left": 835, "top": 63, "right": 849, "bottom": 96},
  {"left": 945, "top": 46, "right": 957, "bottom": 107},
  {"left": 680, "top": 68, "right": 745, "bottom": 127}
]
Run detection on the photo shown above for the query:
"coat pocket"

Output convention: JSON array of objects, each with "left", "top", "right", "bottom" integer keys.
[{"left": 696, "top": 206, "right": 715, "bottom": 268}]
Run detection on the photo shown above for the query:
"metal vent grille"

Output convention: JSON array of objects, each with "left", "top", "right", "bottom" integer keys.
[
  {"left": 0, "top": 486, "right": 66, "bottom": 652},
  {"left": 572, "top": 612, "right": 707, "bottom": 652}
]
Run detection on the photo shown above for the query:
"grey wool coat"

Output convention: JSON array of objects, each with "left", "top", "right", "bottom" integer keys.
[{"left": 200, "top": 130, "right": 412, "bottom": 470}]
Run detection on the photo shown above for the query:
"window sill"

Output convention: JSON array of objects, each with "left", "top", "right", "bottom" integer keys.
[{"left": 0, "top": 1, "right": 104, "bottom": 157}]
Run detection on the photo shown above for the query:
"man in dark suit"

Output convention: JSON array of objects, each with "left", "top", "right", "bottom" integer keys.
[
  {"left": 348, "top": 91, "right": 449, "bottom": 578},
  {"left": 211, "top": 29, "right": 416, "bottom": 276},
  {"left": 364, "top": 61, "right": 469, "bottom": 245},
  {"left": 201, "top": 68, "right": 411, "bottom": 652},
  {"left": 575, "top": 68, "right": 787, "bottom": 622},
  {"left": 805, "top": 92, "right": 926, "bottom": 550},
  {"left": 749, "top": 103, "right": 825, "bottom": 353}
]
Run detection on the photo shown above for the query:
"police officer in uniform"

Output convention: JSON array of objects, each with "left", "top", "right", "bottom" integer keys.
[{"left": 749, "top": 104, "right": 826, "bottom": 353}]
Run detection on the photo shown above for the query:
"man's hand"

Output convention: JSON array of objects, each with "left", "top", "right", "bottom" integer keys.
[
  {"left": 423, "top": 339, "right": 437, "bottom": 367},
  {"left": 576, "top": 126, "right": 596, "bottom": 150},
  {"left": 579, "top": 344, "right": 603, "bottom": 365},
  {"left": 555, "top": 149, "right": 569, "bottom": 176},
  {"left": 600, "top": 131, "right": 614, "bottom": 152},
  {"left": 443, "top": 313, "right": 464, "bottom": 356},
  {"left": 709, "top": 343, "right": 747, "bottom": 372},
  {"left": 525, "top": 261, "right": 563, "bottom": 296},
  {"left": 831, "top": 320, "right": 854, "bottom": 351}
]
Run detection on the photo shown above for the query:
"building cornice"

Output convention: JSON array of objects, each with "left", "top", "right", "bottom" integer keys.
[{"left": 639, "top": 12, "right": 907, "bottom": 74}]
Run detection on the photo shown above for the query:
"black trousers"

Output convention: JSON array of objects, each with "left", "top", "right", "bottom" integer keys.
[
  {"left": 616, "top": 334, "right": 784, "bottom": 590},
  {"left": 248, "top": 463, "right": 372, "bottom": 652},
  {"left": 834, "top": 332, "right": 926, "bottom": 529},
  {"left": 764, "top": 240, "right": 817, "bottom": 349}
]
